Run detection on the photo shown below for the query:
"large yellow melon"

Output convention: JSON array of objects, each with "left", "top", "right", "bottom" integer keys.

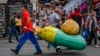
[{"left": 61, "top": 19, "right": 79, "bottom": 35}]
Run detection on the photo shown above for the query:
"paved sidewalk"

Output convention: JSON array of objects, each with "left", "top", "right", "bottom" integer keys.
[{"left": 0, "top": 40, "right": 100, "bottom": 56}]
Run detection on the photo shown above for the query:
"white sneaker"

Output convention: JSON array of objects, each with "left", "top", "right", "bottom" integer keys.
[{"left": 94, "top": 45, "right": 100, "bottom": 48}]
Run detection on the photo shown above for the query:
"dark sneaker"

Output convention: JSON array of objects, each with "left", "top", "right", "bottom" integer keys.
[
  {"left": 10, "top": 49, "right": 19, "bottom": 55},
  {"left": 98, "top": 37, "right": 100, "bottom": 40},
  {"left": 34, "top": 50, "right": 42, "bottom": 55},
  {"left": 56, "top": 48, "right": 60, "bottom": 54},
  {"left": 17, "top": 40, "right": 19, "bottom": 42},
  {"left": 8, "top": 41, "right": 13, "bottom": 43},
  {"left": 86, "top": 42, "right": 92, "bottom": 45}
]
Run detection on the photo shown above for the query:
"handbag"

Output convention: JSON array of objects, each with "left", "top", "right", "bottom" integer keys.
[{"left": 82, "top": 29, "right": 89, "bottom": 39}]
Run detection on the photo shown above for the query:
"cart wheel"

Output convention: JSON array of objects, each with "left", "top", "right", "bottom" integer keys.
[
  {"left": 57, "top": 49, "right": 64, "bottom": 55},
  {"left": 59, "top": 50, "right": 63, "bottom": 54}
]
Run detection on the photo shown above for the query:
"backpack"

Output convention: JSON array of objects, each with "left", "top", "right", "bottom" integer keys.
[{"left": 10, "top": 16, "right": 16, "bottom": 25}]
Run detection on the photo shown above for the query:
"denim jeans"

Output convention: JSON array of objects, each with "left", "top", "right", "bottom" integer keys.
[{"left": 8, "top": 26, "right": 18, "bottom": 41}]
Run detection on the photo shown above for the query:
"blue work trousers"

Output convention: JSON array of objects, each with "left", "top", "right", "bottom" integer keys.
[{"left": 16, "top": 31, "right": 41, "bottom": 52}]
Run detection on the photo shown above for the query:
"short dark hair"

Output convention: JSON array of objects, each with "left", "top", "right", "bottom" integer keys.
[
  {"left": 17, "top": 15, "right": 21, "bottom": 19},
  {"left": 22, "top": 4, "right": 28, "bottom": 9},
  {"left": 74, "top": 8, "right": 80, "bottom": 11},
  {"left": 13, "top": 13, "right": 17, "bottom": 15}
]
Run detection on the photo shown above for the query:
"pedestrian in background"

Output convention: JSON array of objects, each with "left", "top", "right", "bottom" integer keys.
[
  {"left": 15, "top": 15, "right": 22, "bottom": 35},
  {"left": 8, "top": 13, "right": 19, "bottom": 43},
  {"left": 87, "top": 11, "right": 100, "bottom": 48},
  {"left": 68, "top": 8, "right": 83, "bottom": 34}
]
